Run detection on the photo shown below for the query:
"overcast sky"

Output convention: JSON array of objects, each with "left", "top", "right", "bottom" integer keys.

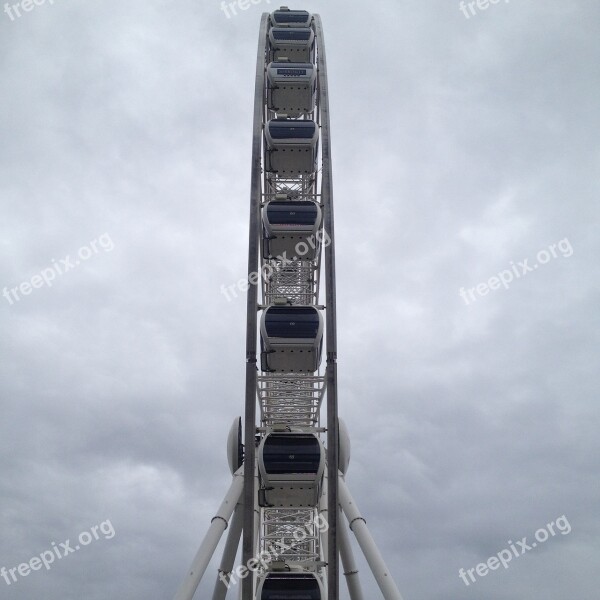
[{"left": 1, "top": 1, "right": 599, "bottom": 599}]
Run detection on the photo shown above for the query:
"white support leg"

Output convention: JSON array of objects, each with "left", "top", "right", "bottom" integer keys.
[
  {"left": 174, "top": 467, "right": 245, "bottom": 600},
  {"left": 338, "top": 507, "right": 365, "bottom": 600},
  {"left": 338, "top": 476, "right": 403, "bottom": 600},
  {"left": 211, "top": 504, "right": 244, "bottom": 600}
]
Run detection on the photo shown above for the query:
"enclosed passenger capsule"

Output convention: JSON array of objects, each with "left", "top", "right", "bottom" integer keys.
[
  {"left": 269, "top": 27, "right": 315, "bottom": 63},
  {"left": 261, "top": 305, "right": 323, "bottom": 373},
  {"left": 258, "top": 572, "right": 323, "bottom": 600},
  {"left": 263, "top": 200, "right": 322, "bottom": 260},
  {"left": 258, "top": 433, "right": 325, "bottom": 507},
  {"left": 270, "top": 7, "right": 313, "bottom": 28},
  {"left": 267, "top": 62, "right": 317, "bottom": 117},
  {"left": 265, "top": 119, "right": 319, "bottom": 175}
]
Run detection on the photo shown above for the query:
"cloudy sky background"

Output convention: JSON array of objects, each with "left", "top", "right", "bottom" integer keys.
[{"left": 1, "top": 0, "right": 599, "bottom": 598}]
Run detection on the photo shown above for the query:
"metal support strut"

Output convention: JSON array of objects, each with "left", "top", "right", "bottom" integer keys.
[
  {"left": 339, "top": 476, "right": 404, "bottom": 600},
  {"left": 173, "top": 468, "right": 244, "bottom": 600},
  {"left": 211, "top": 504, "right": 244, "bottom": 600}
]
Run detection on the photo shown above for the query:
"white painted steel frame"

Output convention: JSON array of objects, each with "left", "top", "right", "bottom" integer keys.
[
  {"left": 249, "top": 13, "right": 334, "bottom": 600},
  {"left": 173, "top": 467, "right": 244, "bottom": 600},
  {"left": 172, "top": 9, "right": 404, "bottom": 600},
  {"left": 339, "top": 476, "right": 404, "bottom": 600}
]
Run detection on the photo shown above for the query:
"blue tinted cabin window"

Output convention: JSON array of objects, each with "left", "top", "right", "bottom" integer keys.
[
  {"left": 263, "top": 435, "right": 320, "bottom": 475},
  {"left": 267, "top": 202, "right": 318, "bottom": 226},
  {"left": 261, "top": 574, "right": 321, "bottom": 600},
  {"left": 270, "top": 62, "right": 313, "bottom": 77},
  {"left": 265, "top": 307, "right": 319, "bottom": 338},
  {"left": 272, "top": 29, "right": 312, "bottom": 41},
  {"left": 273, "top": 11, "right": 311, "bottom": 24},
  {"left": 269, "top": 121, "right": 316, "bottom": 139}
]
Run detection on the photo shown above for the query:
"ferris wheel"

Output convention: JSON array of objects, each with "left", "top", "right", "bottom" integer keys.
[{"left": 173, "top": 8, "right": 403, "bottom": 600}]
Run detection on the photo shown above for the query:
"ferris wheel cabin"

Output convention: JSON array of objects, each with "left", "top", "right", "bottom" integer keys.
[
  {"left": 258, "top": 432, "right": 325, "bottom": 507},
  {"left": 258, "top": 572, "right": 323, "bottom": 600},
  {"left": 263, "top": 199, "right": 322, "bottom": 260},
  {"left": 265, "top": 119, "right": 319, "bottom": 175},
  {"left": 267, "top": 62, "right": 317, "bottom": 117},
  {"left": 269, "top": 28, "right": 315, "bottom": 63},
  {"left": 270, "top": 7, "right": 313, "bottom": 28},
  {"left": 260, "top": 305, "right": 323, "bottom": 373}
]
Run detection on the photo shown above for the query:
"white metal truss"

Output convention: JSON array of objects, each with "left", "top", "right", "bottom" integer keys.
[
  {"left": 265, "top": 173, "right": 318, "bottom": 196},
  {"left": 257, "top": 373, "right": 325, "bottom": 427},
  {"left": 263, "top": 258, "right": 318, "bottom": 306},
  {"left": 255, "top": 15, "right": 328, "bottom": 594},
  {"left": 260, "top": 508, "right": 322, "bottom": 568}
]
